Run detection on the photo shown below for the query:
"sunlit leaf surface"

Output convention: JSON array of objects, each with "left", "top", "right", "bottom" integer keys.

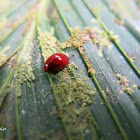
[{"left": 0, "top": 0, "right": 140, "bottom": 139}]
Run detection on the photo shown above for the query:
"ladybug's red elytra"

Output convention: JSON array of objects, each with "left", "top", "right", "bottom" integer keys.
[{"left": 43, "top": 53, "right": 69, "bottom": 74}]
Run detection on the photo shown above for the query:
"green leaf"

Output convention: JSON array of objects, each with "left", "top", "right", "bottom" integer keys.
[{"left": 0, "top": 0, "right": 140, "bottom": 139}]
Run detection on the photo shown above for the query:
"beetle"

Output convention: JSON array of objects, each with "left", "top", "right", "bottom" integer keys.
[{"left": 43, "top": 53, "right": 69, "bottom": 74}]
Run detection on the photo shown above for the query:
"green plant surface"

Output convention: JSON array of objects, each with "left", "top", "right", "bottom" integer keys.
[
  {"left": 98, "top": 0, "right": 140, "bottom": 43},
  {"left": 0, "top": 0, "right": 140, "bottom": 140}
]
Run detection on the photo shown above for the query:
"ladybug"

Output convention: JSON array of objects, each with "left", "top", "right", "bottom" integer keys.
[{"left": 43, "top": 53, "right": 69, "bottom": 74}]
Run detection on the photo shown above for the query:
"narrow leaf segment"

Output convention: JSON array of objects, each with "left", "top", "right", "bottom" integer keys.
[
  {"left": 15, "top": 20, "right": 36, "bottom": 140},
  {"left": 37, "top": 13, "right": 72, "bottom": 140}
]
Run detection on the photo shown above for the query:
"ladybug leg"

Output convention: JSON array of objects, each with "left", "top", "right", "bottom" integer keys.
[
  {"left": 62, "top": 70, "right": 65, "bottom": 73},
  {"left": 62, "top": 69, "right": 66, "bottom": 73},
  {"left": 68, "top": 54, "right": 75, "bottom": 64},
  {"left": 69, "top": 54, "right": 75, "bottom": 60}
]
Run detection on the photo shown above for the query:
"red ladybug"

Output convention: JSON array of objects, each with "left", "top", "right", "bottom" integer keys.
[{"left": 43, "top": 53, "right": 69, "bottom": 74}]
